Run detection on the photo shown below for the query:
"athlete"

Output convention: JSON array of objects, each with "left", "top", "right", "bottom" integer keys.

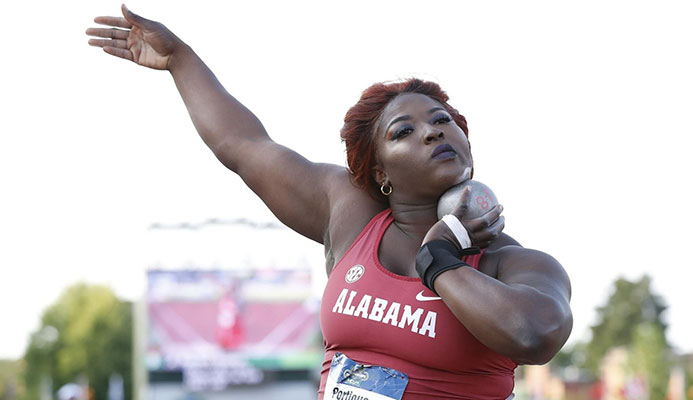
[{"left": 87, "top": 6, "right": 572, "bottom": 399}]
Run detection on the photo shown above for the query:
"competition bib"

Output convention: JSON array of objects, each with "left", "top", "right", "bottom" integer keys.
[{"left": 324, "top": 352, "right": 408, "bottom": 400}]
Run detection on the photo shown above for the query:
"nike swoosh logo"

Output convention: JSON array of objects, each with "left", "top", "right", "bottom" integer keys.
[{"left": 416, "top": 290, "right": 442, "bottom": 301}]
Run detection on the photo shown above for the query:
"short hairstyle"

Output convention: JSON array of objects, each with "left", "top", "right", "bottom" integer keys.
[{"left": 340, "top": 78, "right": 469, "bottom": 198}]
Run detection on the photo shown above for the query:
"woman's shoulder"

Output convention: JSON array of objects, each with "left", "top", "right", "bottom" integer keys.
[
  {"left": 330, "top": 167, "right": 386, "bottom": 214},
  {"left": 324, "top": 169, "right": 386, "bottom": 274},
  {"left": 483, "top": 242, "right": 571, "bottom": 300}
]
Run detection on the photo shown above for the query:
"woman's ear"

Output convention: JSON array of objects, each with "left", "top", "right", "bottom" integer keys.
[{"left": 373, "top": 164, "right": 387, "bottom": 186}]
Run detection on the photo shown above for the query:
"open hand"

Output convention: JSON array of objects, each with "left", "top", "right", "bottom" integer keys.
[
  {"left": 423, "top": 186, "right": 505, "bottom": 249},
  {"left": 86, "top": 5, "right": 182, "bottom": 70}
]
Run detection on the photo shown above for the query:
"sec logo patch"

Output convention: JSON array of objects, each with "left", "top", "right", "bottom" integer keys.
[{"left": 345, "top": 264, "right": 365, "bottom": 283}]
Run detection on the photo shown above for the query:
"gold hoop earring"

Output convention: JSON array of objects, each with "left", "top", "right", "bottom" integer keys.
[{"left": 380, "top": 183, "right": 392, "bottom": 196}]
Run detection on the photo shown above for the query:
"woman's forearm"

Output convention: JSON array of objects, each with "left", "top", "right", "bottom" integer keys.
[
  {"left": 434, "top": 265, "right": 572, "bottom": 365},
  {"left": 167, "top": 44, "right": 268, "bottom": 172}
]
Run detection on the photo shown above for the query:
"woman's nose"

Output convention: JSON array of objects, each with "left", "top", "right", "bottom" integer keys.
[{"left": 424, "top": 130, "right": 444, "bottom": 143}]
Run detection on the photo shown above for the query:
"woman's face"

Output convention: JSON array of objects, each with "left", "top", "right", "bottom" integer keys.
[{"left": 374, "top": 93, "right": 472, "bottom": 201}]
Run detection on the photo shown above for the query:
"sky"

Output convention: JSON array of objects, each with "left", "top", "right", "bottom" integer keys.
[{"left": 1, "top": 0, "right": 692, "bottom": 360}]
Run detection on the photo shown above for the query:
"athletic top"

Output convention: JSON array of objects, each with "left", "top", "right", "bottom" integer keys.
[{"left": 319, "top": 209, "right": 517, "bottom": 400}]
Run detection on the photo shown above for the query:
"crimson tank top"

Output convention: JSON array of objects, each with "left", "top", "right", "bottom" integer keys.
[{"left": 319, "top": 209, "right": 517, "bottom": 400}]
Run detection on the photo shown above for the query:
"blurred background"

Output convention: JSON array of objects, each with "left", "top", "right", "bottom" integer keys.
[{"left": 1, "top": 0, "right": 692, "bottom": 399}]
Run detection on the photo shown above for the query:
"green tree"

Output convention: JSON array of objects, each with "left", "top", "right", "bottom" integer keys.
[
  {"left": 23, "top": 284, "right": 132, "bottom": 400},
  {"left": 628, "top": 322, "right": 670, "bottom": 399},
  {"left": 0, "top": 359, "right": 25, "bottom": 400},
  {"left": 584, "top": 275, "right": 668, "bottom": 373},
  {"left": 551, "top": 342, "right": 588, "bottom": 369}
]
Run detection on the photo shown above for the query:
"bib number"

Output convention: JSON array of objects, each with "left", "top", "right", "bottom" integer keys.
[{"left": 324, "top": 353, "right": 408, "bottom": 400}]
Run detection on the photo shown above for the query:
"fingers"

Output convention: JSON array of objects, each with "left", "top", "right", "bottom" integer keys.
[
  {"left": 86, "top": 27, "right": 130, "bottom": 40},
  {"left": 473, "top": 216, "right": 505, "bottom": 247},
  {"left": 102, "top": 46, "right": 134, "bottom": 62},
  {"left": 477, "top": 204, "right": 504, "bottom": 227},
  {"left": 452, "top": 186, "right": 472, "bottom": 215},
  {"left": 86, "top": 25, "right": 131, "bottom": 59},
  {"left": 86, "top": 27, "right": 130, "bottom": 54},
  {"left": 88, "top": 38, "right": 128, "bottom": 49},
  {"left": 93, "top": 16, "right": 132, "bottom": 29},
  {"left": 121, "top": 4, "right": 149, "bottom": 27},
  {"left": 463, "top": 204, "right": 505, "bottom": 248}
]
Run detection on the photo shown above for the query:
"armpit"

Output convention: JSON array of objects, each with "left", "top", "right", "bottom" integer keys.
[{"left": 324, "top": 231, "right": 335, "bottom": 275}]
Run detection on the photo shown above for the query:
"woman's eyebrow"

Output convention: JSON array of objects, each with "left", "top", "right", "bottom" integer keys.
[
  {"left": 386, "top": 115, "right": 411, "bottom": 134},
  {"left": 384, "top": 107, "right": 447, "bottom": 135}
]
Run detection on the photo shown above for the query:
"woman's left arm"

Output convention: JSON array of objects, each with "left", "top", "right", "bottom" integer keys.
[{"left": 433, "top": 246, "right": 572, "bottom": 365}]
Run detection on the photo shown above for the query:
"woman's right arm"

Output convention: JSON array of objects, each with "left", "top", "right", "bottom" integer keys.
[{"left": 87, "top": 6, "right": 343, "bottom": 243}]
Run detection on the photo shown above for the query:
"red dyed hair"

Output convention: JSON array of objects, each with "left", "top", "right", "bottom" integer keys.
[{"left": 340, "top": 78, "right": 469, "bottom": 197}]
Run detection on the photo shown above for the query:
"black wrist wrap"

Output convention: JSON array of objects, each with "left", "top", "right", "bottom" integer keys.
[{"left": 415, "top": 240, "right": 480, "bottom": 294}]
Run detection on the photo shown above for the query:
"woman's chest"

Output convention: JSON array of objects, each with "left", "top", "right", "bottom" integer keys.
[{"left": 320, "top": 257, "right": 502, "bottom": 372}]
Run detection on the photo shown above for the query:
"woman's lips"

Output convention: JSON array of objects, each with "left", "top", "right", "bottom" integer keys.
[{"left": 431, "top": 143, "right": 457, "bottom": 160}]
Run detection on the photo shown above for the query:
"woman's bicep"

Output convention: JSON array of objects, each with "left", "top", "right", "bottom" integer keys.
[
  {"left": 234, "top": 140, "right": 347, "bottom": 243},
  {"left": 497, "top": 248, "right": 571, "bottom": 302}
]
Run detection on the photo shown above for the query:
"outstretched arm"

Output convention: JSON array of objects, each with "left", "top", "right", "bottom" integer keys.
[{"left": 86, "top": 6, "right": 340, "bottom": 242}]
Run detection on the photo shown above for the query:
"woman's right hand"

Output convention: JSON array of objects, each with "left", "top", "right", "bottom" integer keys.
[
  {"left": 422, "top": 186, "right": 505, "bottom": 250},
  {"left": 86, "top": 5, "right": 182, "bottom": 70},
  {"left": 85, "top": 5, "right": 342, "bottom": 247}
]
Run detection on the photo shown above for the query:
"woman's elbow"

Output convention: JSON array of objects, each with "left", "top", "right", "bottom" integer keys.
[{"left": 514, "top": 308, "right": 573, "bottom": 365}]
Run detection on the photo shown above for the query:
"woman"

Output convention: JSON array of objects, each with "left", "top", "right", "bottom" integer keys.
[{"left": 87, "top": 6, "right": 572, "bottom": 399}]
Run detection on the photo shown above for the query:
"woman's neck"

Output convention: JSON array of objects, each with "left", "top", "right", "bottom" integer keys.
[{"left": 388, "top": 199, "right": 439, "bottom": 243}]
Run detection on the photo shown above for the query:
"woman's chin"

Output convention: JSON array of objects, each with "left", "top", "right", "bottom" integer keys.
[{"left": 439, "top": 166, "right": 472, "bottom": 189}]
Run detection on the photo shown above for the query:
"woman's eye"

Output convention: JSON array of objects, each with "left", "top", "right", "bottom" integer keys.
[
  {"left": 434, "top": 115, "right": 452, "bottom": 124},
  {"left": 392, "top": 127, "right": 413, "bottom": 140}
]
